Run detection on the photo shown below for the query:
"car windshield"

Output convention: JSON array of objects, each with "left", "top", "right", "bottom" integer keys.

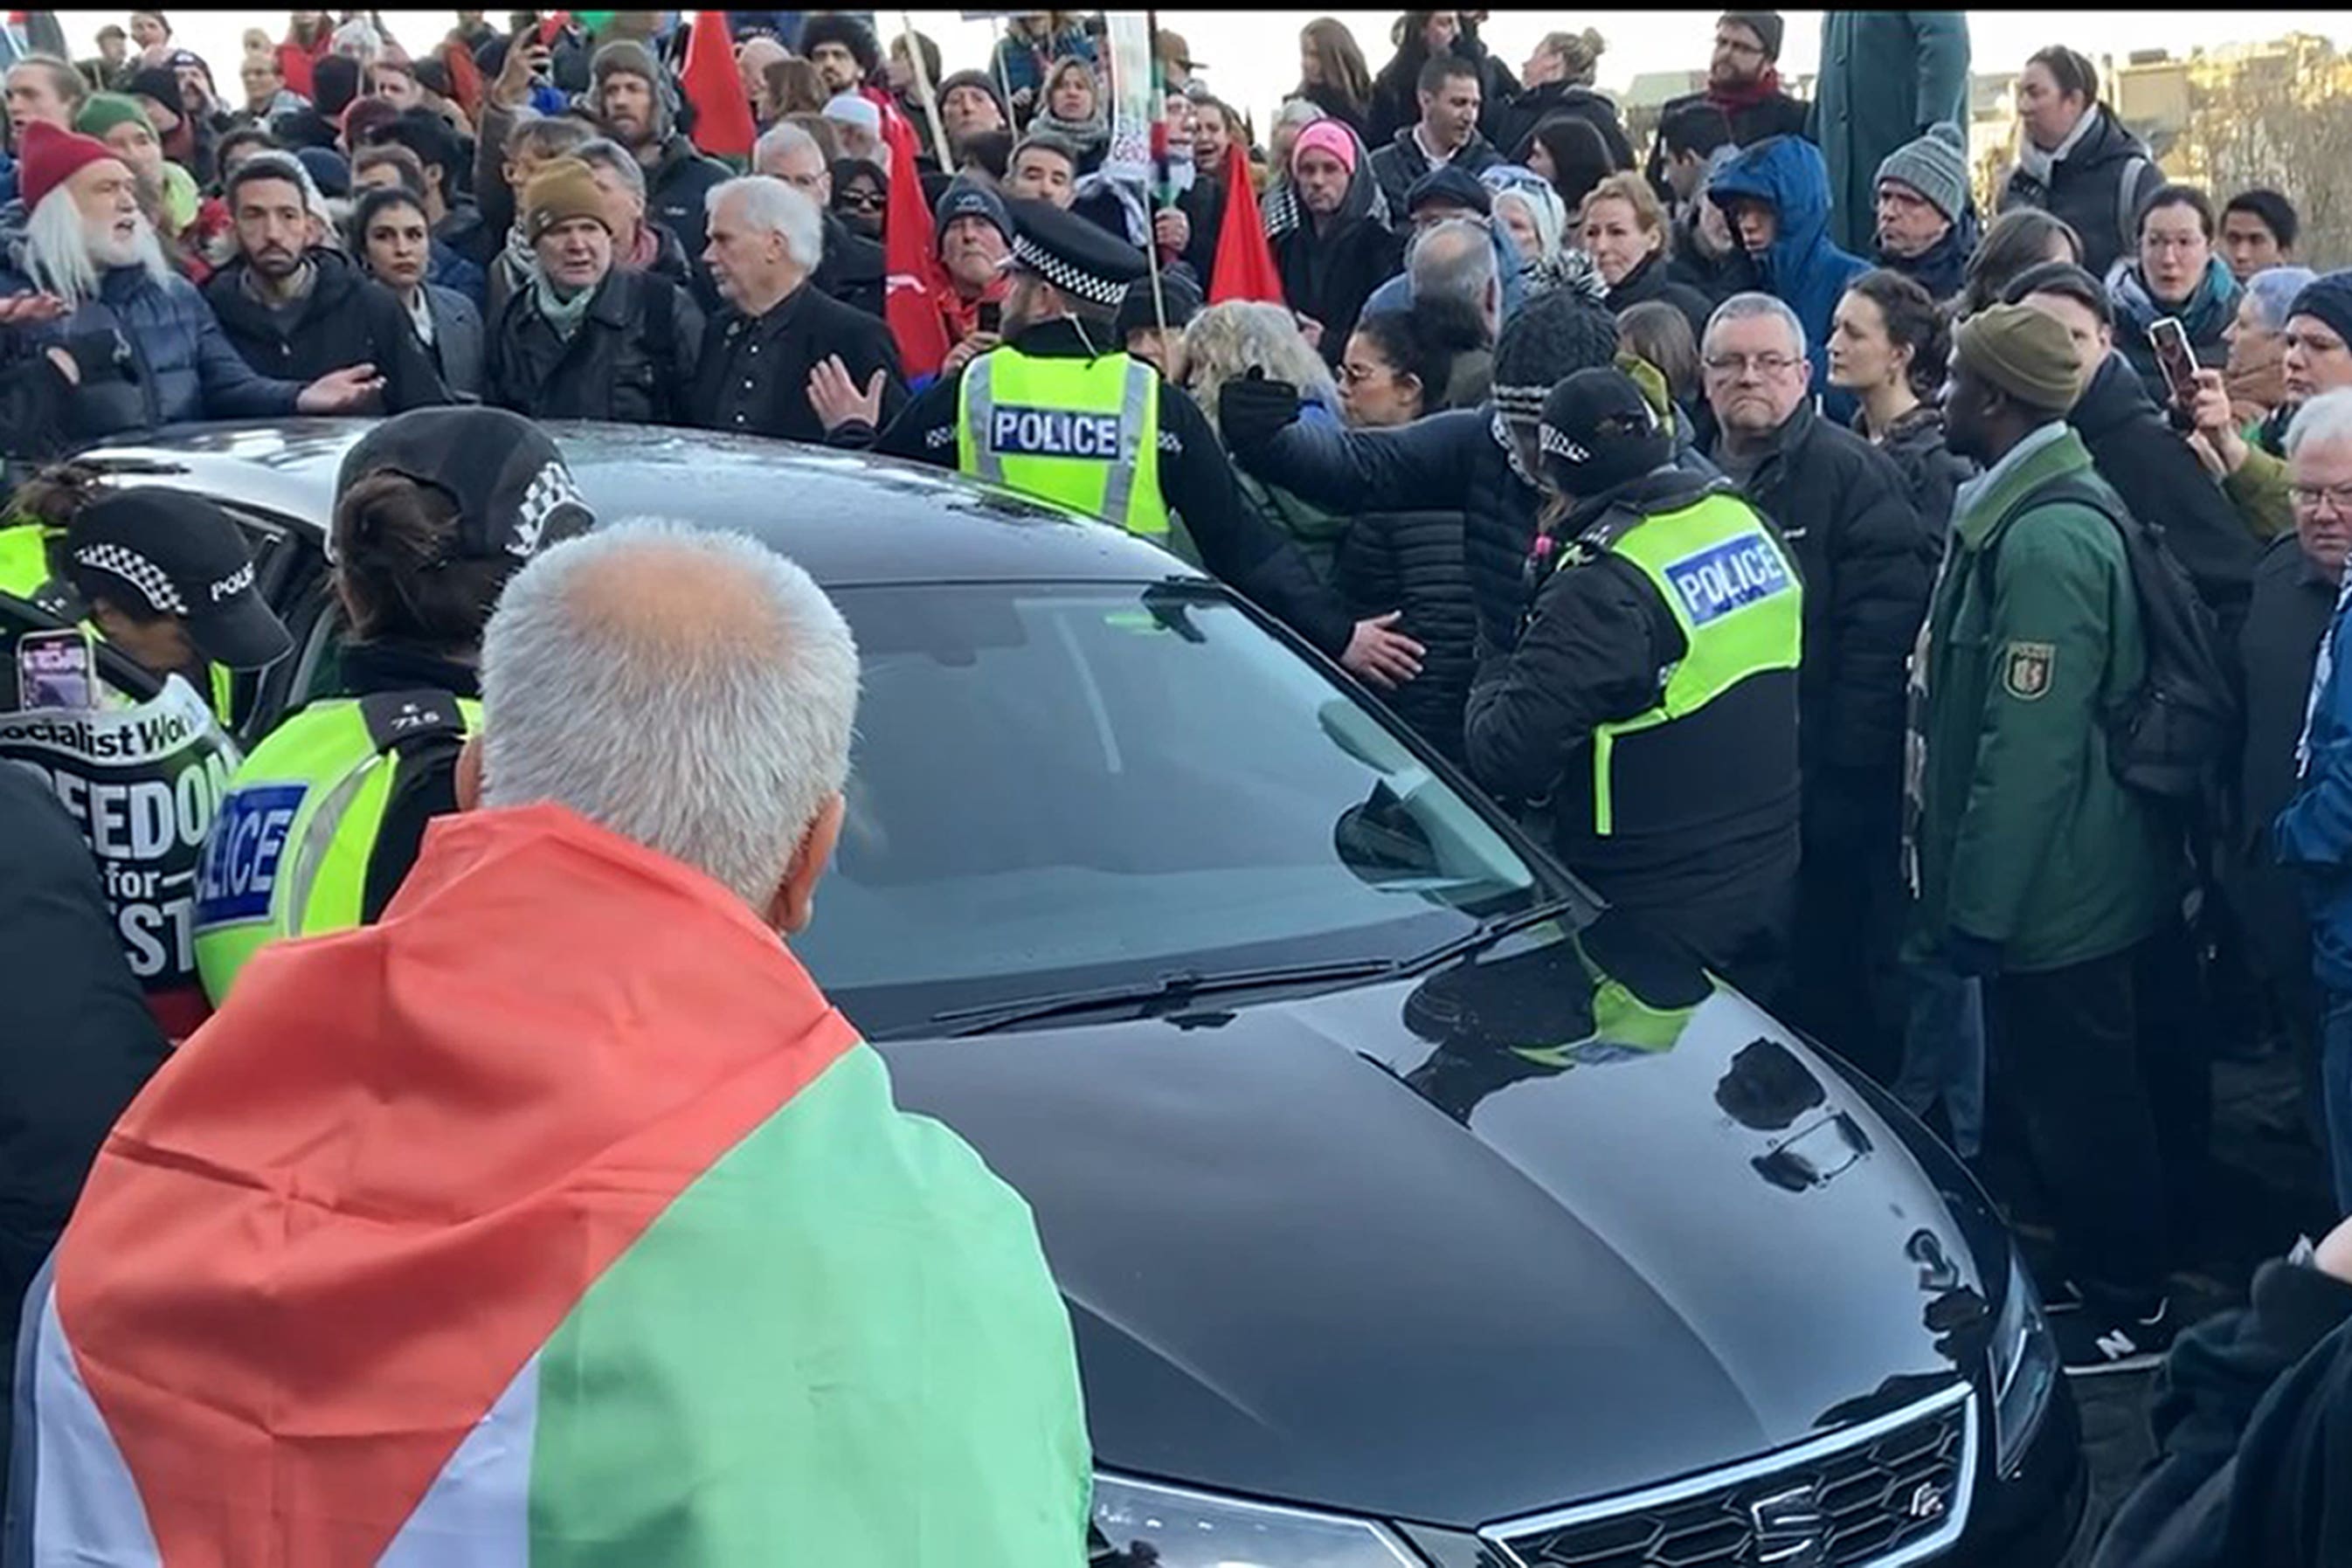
[{"left": 802, "top": 582, "right": 1553, "bottom": 1037}]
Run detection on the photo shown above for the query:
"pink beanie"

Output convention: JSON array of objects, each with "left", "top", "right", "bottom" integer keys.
[{"left": 1290, "top": 119, "right": 1358, "bottom": 177}]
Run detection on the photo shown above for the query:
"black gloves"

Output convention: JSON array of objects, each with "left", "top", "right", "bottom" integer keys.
[{"left": 1217, "top": 369, "right": 1302, "bottom": 459}]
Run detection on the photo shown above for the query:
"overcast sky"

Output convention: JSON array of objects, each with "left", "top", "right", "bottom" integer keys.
[{"left": 53, "top": 10, "right": 2346, "bottom": 133}]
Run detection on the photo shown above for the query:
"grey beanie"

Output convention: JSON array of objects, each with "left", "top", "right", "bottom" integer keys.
[
  {"left": 590, "top": 38, "right": 674, "bottom": 141},
  {"left": 1875, "top": 123, "right": 1969, "bottom": 225}
]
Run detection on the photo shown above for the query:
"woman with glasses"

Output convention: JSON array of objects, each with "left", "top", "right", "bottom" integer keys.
[
  {"left": 2108, "top": 183, "right": 2242, "bottom": 408},
  {"left": 830, "top": 158, "right": 888, "bottom": 242}
]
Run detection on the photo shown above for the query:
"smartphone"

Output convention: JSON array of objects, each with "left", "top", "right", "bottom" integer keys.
[
  {"left": 16, "top": 626, "right": 94, "bottom": 710},
  {"left": 977, "top": 301, "right": 1002, "bottom": 334},
  {"left": 2150, "top": 315, "right": 2199, "bottom": 405}
]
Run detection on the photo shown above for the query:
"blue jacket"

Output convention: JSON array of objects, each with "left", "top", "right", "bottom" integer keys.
[
  {"left": 0, "top": 262, "right": 301, "bottom": 440},
  {"left": 2279, "top": 584, "right": 2352, "bottom": 993},
  {"left": 1709, "top": 135, "right": 1871, "bottom": 407}
]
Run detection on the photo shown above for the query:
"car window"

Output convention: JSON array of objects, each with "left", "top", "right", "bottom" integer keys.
[{"left": 806, "top": 583, "right": 1547, "bottom": 1037}]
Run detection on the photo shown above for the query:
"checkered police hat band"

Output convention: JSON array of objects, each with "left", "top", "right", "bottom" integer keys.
[
  {"left": 1013, "top": 232, "right": 1126, "bottom": 307},
  {"left": 73, "top": 541, "right": 188, "bottom": 616}
]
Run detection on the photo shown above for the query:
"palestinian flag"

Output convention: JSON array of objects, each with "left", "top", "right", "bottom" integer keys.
[{"left": 10, "top": 805, "right": 1093, "bottom": 1565}]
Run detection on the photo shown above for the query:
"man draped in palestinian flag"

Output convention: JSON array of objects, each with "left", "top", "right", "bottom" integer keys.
[{"left": 4, "top": 521, "right": 1094, "bottom": 1565}]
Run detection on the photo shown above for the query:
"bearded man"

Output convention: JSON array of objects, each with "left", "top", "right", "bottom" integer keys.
[{"left": 0, "top": 121, "right": 377, "bottom": 440}]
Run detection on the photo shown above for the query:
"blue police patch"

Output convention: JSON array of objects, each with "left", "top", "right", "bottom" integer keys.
[
  {"left": 193, "top": 782, "right": 308, "bottom": 925},
  {"left": 990, "top": 404, "right": 1125, "bottom": 459},
  {"left": 1664, "top": 533, "right": 1792, "bottom": 625}
]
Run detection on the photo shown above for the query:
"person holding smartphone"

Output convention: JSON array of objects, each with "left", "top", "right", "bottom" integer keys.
[{"left": 2108, "top": 183, "right": 2243, "bottom": 410}]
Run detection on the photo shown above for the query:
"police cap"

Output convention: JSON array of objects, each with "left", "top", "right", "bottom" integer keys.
[
  {"left": 69, "top": 488, "right": 294, "bottom": 671},
  {"left": 1007, "top": 197, "right": 1148, "bottom": 309},
  {"left": 332, "top": 407, "right": 596, "bottom": 569}
]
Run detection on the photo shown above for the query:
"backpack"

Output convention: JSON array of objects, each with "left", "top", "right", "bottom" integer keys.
[{"left": 1989, "top": 473, "right": 2238, "bottom": 807}]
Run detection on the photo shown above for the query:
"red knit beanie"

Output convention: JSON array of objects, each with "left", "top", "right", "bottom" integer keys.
[{"left": 19, "top": 120, "right": 121, "bottom": 213}]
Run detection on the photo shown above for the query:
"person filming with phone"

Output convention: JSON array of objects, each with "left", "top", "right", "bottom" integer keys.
[{"left": 2108, "top": 183, "right": 2242, "bottom": 411}]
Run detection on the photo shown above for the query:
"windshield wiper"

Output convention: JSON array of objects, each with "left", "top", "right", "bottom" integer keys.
[
  {"left": 1397, "top": 892, "right": 1593, "bottom": 975},
  {"left": 925, "top": 957, "right": 1407, "bottom": 1038}
]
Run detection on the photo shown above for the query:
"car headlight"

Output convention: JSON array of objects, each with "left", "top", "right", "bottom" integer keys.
[
  {"left": 1090, "top": 1471, "right": 1424, "bottom": 1566},
  {"left": 1989, "top": 1248, "right": 2059, "bottom": 1476}
]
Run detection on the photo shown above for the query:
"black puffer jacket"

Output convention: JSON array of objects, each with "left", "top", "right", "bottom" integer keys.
[
  {"left": 486, "top": 267, "right": 704, "bottom": 424},
  {"left": 1869, "top": 403, "right": 1973, "bottom": 541},
  {"left": 2067, "top": 349, "right": 2262, "bottom": 646},
  {"left": 1228, "top": 404, "right": 1536, "bottom": 661},
  {"left": 1334, "top": 502, "right": 1478, "bottom": 763},
  {"left": 1997, "top": 106, "right": 2165, "bottom": 282},
  {"left": 1231, "top": 397, "right": 1723, "bottom": 663},
  {"left": 203, "top": 251, "right": 451, "bottom": 412},
  {"left": 1493, "top": 82, "right": 1635, "bottom": 172},
  {"left": 1719, "top": 401, "right": 1934, "bottom": 782}
]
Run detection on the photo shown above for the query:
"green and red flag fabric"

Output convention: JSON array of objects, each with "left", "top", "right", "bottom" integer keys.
[
  {"left": 1210, "top": 137, "right": 1284, "bottom": 304},
  {"left": 679, "top": 10, "right": 756, "bottom": 159},
  {"left": 10, "top": 804, "right": 1093, "bottom": 1565}
]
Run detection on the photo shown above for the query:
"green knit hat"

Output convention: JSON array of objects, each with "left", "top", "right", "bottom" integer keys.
[{"left": 73, "top": 93, "right": 155, "bottom": 142}]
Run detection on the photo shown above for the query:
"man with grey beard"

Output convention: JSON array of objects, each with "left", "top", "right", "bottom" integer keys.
[{"left": 0, "top": 120, "right": 377, "bottom": 443}]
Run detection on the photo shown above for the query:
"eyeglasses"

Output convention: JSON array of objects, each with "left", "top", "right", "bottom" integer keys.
[
  {"left": 2291, "top": 482, "right": 2352, "bottom": 514},
  {"left": 1713, "top": 33, "right": 1765, "bottom": 57},
  {"left": 1703, "top": 351, "right": 1802, "bottom": 377}
]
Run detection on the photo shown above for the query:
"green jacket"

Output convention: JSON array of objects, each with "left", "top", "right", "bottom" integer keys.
[
  {"left": 1239, "top": 467, "right": 1349, "bottom": 584},
  {"left": 2224, "top": 436, "right": 2294, "bottom": 542},
  {"left": 1912, "top": 426, "right": 2179, "bottom": 972}
]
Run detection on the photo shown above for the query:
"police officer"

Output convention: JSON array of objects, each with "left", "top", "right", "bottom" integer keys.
[
  {"left": 1463, "top": 367, "right": 1804, "bottom": 1001},
  {"left": 808, "top": 198, "right": 1425, "bottom": 690},
  {"left": 192, "top": 407, "right": 595, "bottom": 1003},
  {"left": 48, "top": 487, "right": 293, "bottom": 712}
]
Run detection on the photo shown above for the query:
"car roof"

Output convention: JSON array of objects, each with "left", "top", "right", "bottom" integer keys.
[{"left": 76, "top": 418, "right": 1207, "bottom": 587}]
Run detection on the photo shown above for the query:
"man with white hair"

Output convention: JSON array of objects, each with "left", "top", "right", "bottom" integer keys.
[
  {"left": 0, "top": 120, "right": 377, "bottom": 441},
  {"left": 9, "top": 519, "right": 1096, "bottom": 1566},
  {"left": 689, "top": 173, "right": 903, "bottom": 445},
  {"left": 1702, "top": 290, "right": 1932, "bottom": 1081},
  {"left": 754, "top": 120, "right": 885, "bottom": 319},
  {"left": 2276, "top": 390, "right": 2352, "bottom": 1212}
]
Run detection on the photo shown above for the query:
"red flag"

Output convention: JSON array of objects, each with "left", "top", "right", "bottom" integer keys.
[
  {"left": 881, "top": 104, "right": 951, "bottom": 380},
  {"left": 680, "top": 10, "right": 756, "bottom": 159},
  {"left": 1209, "top": 138, "right": 1284, "bottom": 306}
]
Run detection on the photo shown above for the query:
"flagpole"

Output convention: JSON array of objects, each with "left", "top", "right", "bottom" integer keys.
[
  {"left": 899, "top": 11, "right": 949, "bottom": 170},
  {"left": 1143, "top": 9, "right": 1168, "bottom": 343}
]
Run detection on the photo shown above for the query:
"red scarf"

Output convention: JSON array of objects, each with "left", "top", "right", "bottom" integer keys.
[{"left": 1707, "top": 66, "right": 1783, "bottom": 114}]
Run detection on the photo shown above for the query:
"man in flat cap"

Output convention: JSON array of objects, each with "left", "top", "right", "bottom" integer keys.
[
  {"left": 809, "top": 198, "right": 1426, "bottom": 690},
  {"left": 1913, "top": 300, "right": 2196, "bottom": 1376}
]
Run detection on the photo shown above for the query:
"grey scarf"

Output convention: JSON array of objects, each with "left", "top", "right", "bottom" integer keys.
[{"left": 529, "top": 263, "right": 597, "bottom": 340}]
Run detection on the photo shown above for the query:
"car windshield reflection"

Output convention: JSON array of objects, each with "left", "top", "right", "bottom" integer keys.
[{"left": 806, "top": 583, "right": 1548, "bottom": 1038}]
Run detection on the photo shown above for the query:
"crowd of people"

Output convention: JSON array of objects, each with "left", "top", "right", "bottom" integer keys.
[{"left": 10, "top": 7, "right": 2352, "bottom": 1565}]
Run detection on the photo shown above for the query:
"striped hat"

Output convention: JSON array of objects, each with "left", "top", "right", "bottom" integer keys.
[{"left": 1005, "top": 196, "right": 1146, "bottom": 308}]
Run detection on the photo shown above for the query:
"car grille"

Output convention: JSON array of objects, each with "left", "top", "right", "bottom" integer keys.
[{"left": 1488, "top": 1383, "right": 1975, "bottom": 1568}]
